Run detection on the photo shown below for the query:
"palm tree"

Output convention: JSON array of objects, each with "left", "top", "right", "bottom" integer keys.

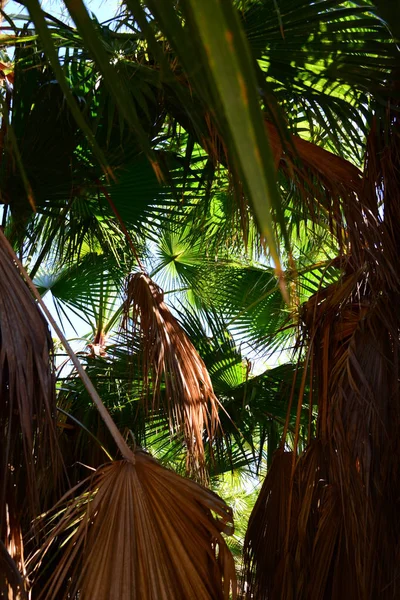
[{"left": 0, "top": 0, "right": 399, "bottom": 598}]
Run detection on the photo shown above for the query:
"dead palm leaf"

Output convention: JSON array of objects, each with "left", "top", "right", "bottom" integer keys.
[
  {"left": 123, "top": 272, "right": 220, "bottom": 480},
  {"left": 266, "top": 121, "right": 363, "bottom": 197},
  {"left": 0, "top": 538, "right": 27, "bottom": 600},
  {"left": 0, "top": 230, "right": 60, "bottom": 527},
  {"left": 32, "top": 450, "right": 237, "bottom": 600},
  {"left": 1, "top": 499, "right": 29, "bottom": 598},
  {"left": 0, "top": 230, "right": 63, "bottom": 598},
  {"left": 243, "top": 450, "right": 296, "bottom": 599},
  {"left": 244, "top": 107, "right": 400, "bottom": 598},
  {"left": 243, "top": 278, "right": 375, "bottom": 599}
]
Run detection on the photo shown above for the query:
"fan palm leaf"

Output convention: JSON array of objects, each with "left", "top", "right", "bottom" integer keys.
[
  {"left": 1, "top": 1, "right": 399, "bottom": 598},
  {"left": 32, "top": 451, "right": 236, "bottom": 600},
  {"left": 123, "top": 272, "right": 220, "bottom": 479}
]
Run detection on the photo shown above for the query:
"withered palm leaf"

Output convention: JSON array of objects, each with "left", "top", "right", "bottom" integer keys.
[
  {"left": 243, "top": 110, "right": 400, "bottom": 599},
  {"left": 243, "top": 451, "right": 296, "bottom": 599},
  {"left": 0, "top": 231, "right": 59, "bottom": 523},
  {"left": 33, "top": 451, "right": 236, "bottom": 600},
  {"left": 0, "top": 538, "right": 27, "bottom": 600},
  {"left": 124, "top": 272, "right": 220, "bottom": 479}
]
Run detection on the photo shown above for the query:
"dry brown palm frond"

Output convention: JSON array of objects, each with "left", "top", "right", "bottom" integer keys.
[
  {"left": 244, "top": 444, "right": 367, "bottom": 599},
  {"left": 0, "top": 232, "right": 60, "bottom": 525},
  {"left": 1, "top": 503, "right": 28, "bottom": 599},
  {"left": 32, "top": 451, "right": 237, "bottom": 600},
  {"left": 244, "top": 277, "right": 373, "bottom": 599},
  {"left": 123, "top": 272, "right": 220, "bottom": 479},
  {"left": 0, "top": 231, "right": 60, "bottom": 598},
  {"left": 245, "top": 95, "right": 400, "bottom": 600},
  {"left": 0, "top": 539, "right": 27, "bottom": 600},
  {"left": 265, "top": 120, "right": 363, "bottom": 248},
  {"left": 265, "top": 121, "right": 363, "bottom": 197},
  {"left": 243, "top": 451, "right": 296, "bottom": 599},
  {"left": 244, "top": 283, "right": 400, "bottom": 598}
]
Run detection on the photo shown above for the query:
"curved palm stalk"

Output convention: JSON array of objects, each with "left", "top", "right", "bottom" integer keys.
[
  {"left": 33, "top": 450, "right": 236, "bottom": 600},
  {"left": 124, "top": 272, "right": 220, "bottom": 480},
  {"left": 0, "top": 229, "right": 134, "bottom": 462},
  {"left": 0, "top": 235, "right": 236, "bottom": 598}
]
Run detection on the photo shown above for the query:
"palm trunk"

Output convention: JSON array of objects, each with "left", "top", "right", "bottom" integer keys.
[{"left": 244, "top": 110, "right": 400, "bottom": 599}]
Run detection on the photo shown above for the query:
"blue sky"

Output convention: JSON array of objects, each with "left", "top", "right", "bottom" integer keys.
[{"left": 6, "top": 0, "right": 121, "bottom": 24}]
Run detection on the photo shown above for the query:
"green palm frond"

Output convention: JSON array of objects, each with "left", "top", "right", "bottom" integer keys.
[
  {"left": 1, "top": 1, "right": 399, "bottom": 597},
  {"left": 34, "top": 251, "right": 128, "bottom": 340},
  {"left": 242, "top": 0, "right": 398, "bottom": 159}
]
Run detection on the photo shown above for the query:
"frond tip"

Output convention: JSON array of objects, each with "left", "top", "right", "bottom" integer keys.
[
  {"left": 124, "top": 272, "right": 221, "bottom": 478},
  {"left": 34, "top": 451, "right": 237, "bottom": 600}
]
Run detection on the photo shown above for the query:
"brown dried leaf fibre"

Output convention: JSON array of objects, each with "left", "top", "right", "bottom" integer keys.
[
  {"left": 35, "top": 451, "right": 237, "bottom": 600},
  {"left": 124, "top": 272, "right": 220, "bottom": 478}
]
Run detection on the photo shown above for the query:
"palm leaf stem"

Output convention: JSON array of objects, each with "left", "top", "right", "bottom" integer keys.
[{"left": 0, "top": 229, "right": 134, "bottom": 462}]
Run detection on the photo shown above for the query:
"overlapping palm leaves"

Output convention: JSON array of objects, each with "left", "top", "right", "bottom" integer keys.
[
  {"left": 0, "top": 0, "right": 398, "bottom": 597},
  {"left": 242, "top": 44, "right": 400, "bottom": 600}
]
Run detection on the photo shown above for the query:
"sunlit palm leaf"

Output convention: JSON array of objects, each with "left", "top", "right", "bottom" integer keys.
[
  {"left": 140, "top": 0, "right": 286, "bottom": 275},
  {"left": 33, "top": 451, "right": 237, "bottom": 600},
  {"left": 123, "top": 272, "right": 220, "bottom": 479}
]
